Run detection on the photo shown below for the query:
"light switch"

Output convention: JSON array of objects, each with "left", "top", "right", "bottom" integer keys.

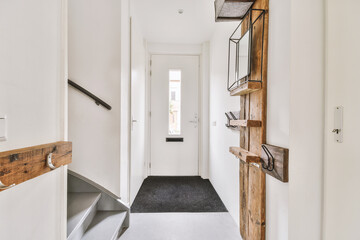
[{"left": 0, "top": 115, "right": 7, "bottom": 141}]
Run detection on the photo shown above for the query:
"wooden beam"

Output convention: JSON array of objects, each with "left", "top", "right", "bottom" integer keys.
[
  {"left": 230, "top": 120, "right": 262, "bottom": 127},
  {"left": 230, "top": 82, "right": 262, "bottom": 96},
  {"left": 229, "top": 147, "right": 260, "bottom": 163},
  {"left": 0, "top": 141, "right": 72, "bottom": 191},
  {"left": 248, "top": 164, "right": 266, "bottom": 239},
  {"left": 237, "top": 0, "right": 268, "bottom": 239}
]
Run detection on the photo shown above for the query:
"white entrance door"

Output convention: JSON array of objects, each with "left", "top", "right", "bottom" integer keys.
[{"left": 150, "top": 55, "right": 199, "bottom": 176}]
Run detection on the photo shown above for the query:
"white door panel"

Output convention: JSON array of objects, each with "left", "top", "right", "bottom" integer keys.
[
  {"left": 151, "top": 55, "right": 199, "bottom": 176},
  {"left": 130, "top": 18, "right": 146, "bottom": 204}
]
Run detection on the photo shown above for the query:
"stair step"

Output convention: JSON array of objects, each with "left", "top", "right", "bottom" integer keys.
[
  {"left": 67, "top": 192, "right": 102, "bottom": 240},
  {"left": 82, "top": 211, "right": 127, "bottom": 240}
]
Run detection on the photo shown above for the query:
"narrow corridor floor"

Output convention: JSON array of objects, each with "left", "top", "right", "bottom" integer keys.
[
  {"left": 120, "top": 213, "right": 241, "bottom": 240},
  {"left": 131, "top": 176, "right": 227, "bottom": 213}
]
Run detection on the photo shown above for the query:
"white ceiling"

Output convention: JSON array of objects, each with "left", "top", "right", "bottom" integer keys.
[{"left": 132, "top": 0, "right": 216, "bottom": 44}]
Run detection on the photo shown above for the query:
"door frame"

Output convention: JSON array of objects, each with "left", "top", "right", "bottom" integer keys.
[{"left": 146, "top": 52, "right": 207, "bottom": 178}]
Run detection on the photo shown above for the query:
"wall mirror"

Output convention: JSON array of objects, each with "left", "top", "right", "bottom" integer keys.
[
  {"left": 236, "top": 30, "right": 251, "bottom": 81},
  {"left": 227, "top": 12, "right": 252, "bottom": 91},
  {"left": 227, "top": 9, "right": 265, "bottom": 92}
]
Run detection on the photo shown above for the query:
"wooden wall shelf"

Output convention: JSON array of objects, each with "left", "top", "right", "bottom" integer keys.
[
  {"left": 229, "top": 120, "right": 262, "bottom": 128},
  {"left": 230, "top": 82, "right": 261, "bottom": 96},
  {"left": 229, "top": 147, "right": 260, "bottom": 163},
  {"left": 0, "top": 141, "right": 72, "bottom": 191}
]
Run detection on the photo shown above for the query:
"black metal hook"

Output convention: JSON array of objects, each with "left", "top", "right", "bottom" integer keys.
[
  {"left": 229, "top": 112, "right": 237, "bottom": 120},
  {"left": 225, "top": 112, "right": 239, "bottom": 129},
  {"left": 225, "top": 113, "right": 232, "bottom": 121},
  {"left": 261, "top": 145, "right": 274, "bottom": 171}
]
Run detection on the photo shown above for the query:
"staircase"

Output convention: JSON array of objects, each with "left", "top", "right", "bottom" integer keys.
[{"left": 67, "top": 170, "right": 130, "bottom": 240}]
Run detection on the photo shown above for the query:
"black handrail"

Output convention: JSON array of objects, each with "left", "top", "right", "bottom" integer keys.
[{"left": 68, "top": 79, "right": 112, "bottom": 110}]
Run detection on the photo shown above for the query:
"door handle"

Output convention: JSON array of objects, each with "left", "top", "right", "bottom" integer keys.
[{"left": 131, "top": 116, "right": 137, "bottom": 130}]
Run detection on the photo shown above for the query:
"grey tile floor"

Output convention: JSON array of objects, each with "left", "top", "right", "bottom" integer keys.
[{"left": 120, "top": 213, "right": 242, "bottom": 240}]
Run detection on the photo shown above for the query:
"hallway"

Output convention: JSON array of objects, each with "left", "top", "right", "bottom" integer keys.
[{"left": 2, "top": 0, "right": 360, "bottom": 239}]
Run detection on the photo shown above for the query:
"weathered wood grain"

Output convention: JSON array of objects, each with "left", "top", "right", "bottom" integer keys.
[
  {"left": 230, "top": 81, "right": 262, "bottom": 96},
  {"left": 261, "top": 144, "right": 289, "bottom": 182},
  {"left": 230, "top": 120, "right": 262, "bottom": 128},
  {"left": 240, "top": 160, "right": 249, "bottom": 239},
  {"left": 248, "top": 164, "right": 266, "bottom": 239},
  {"left": 230, "top": 147, "right": 260, "bottom": 163},
  {"left": 0, "top": 141, "right": 72, "bottom": 191},
  {"left": 236, "top": 0, "right": 268, "bottom": 239}
]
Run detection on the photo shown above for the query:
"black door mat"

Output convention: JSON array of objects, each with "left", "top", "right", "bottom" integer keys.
[{"left": 131, "top": 176, "right": 228, "bottom": 213}]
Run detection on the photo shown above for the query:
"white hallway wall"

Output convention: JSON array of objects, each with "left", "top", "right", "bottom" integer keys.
[
  {"left": 209, "top": 21, "right": 240, "bottom": 226},
  {"left": 323, "top": 0, "right": 360, "bottom": 239},
  {"left": 0, "top": 0, "right": 67, "bottom": 239},
  {"left": 209, "top": 0, "right": 290, "bottom": 238},
  {"left": 68, "top": 0, "right": 122, "bottom": 196},
  {"left": 289, "top": 0, "right": 325, "bottom": 239}
]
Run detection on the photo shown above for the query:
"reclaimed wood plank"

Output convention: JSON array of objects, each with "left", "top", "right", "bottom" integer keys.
[
  {"left": 230, "top": 120, "right": 262, "bottom": 127},
  {"left": 236, "top": 0, "right": 268, "bottom": 239},
  {"left": 0, "top": 141, "right": 72, "bottom": 191},
  {"left": 248, "top": 164, "right": 266, "bottom": 239},
  {"left": 230, "top": 147, "right": 260, "bottom": 163},
  {"left": 261, "top": 144, "right": 289, "bottom": 182},
  {"left": 230, "top": 81, "right": 262, "bottom": 96},
  {"left": 239, "top": 160, "right": 249, "bottom": 239}
]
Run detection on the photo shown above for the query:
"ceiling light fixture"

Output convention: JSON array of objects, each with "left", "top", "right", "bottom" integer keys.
[{"left": 178, "top": 9, "right": 184, "bottom": 14}]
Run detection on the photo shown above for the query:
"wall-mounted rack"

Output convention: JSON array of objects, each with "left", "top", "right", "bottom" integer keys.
[
  {"left": 0, "top": 141, "right": 72, "bottom": 191},
  {"left": 221, "top": 0, "right": 269, "bottom": 239}
]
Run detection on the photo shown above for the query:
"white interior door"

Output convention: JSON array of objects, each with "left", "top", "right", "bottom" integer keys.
[
  {"left": 130, "top": 18, "right": 146, "bottom": 203},
  {"left": 150, "top": 55, "right": 199, "bottom": 176}
]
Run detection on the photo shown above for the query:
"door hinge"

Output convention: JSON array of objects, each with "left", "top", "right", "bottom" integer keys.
[
  {"left": 149, "top": 163, "right": 151, "bottom": 169},
  {"left": 150, "top": 70, "right": 152, "bottom": 76}
]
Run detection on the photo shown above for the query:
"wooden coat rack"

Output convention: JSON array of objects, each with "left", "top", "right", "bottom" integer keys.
[
  {"left": 223, "top": 1, "right": 289, "bottom": 239},
  {"left": 224, "top": 0, "right": 267, "bottom": 239},
  {"left": 0, "top": 141, "right": 72, "bottom": 192}
]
